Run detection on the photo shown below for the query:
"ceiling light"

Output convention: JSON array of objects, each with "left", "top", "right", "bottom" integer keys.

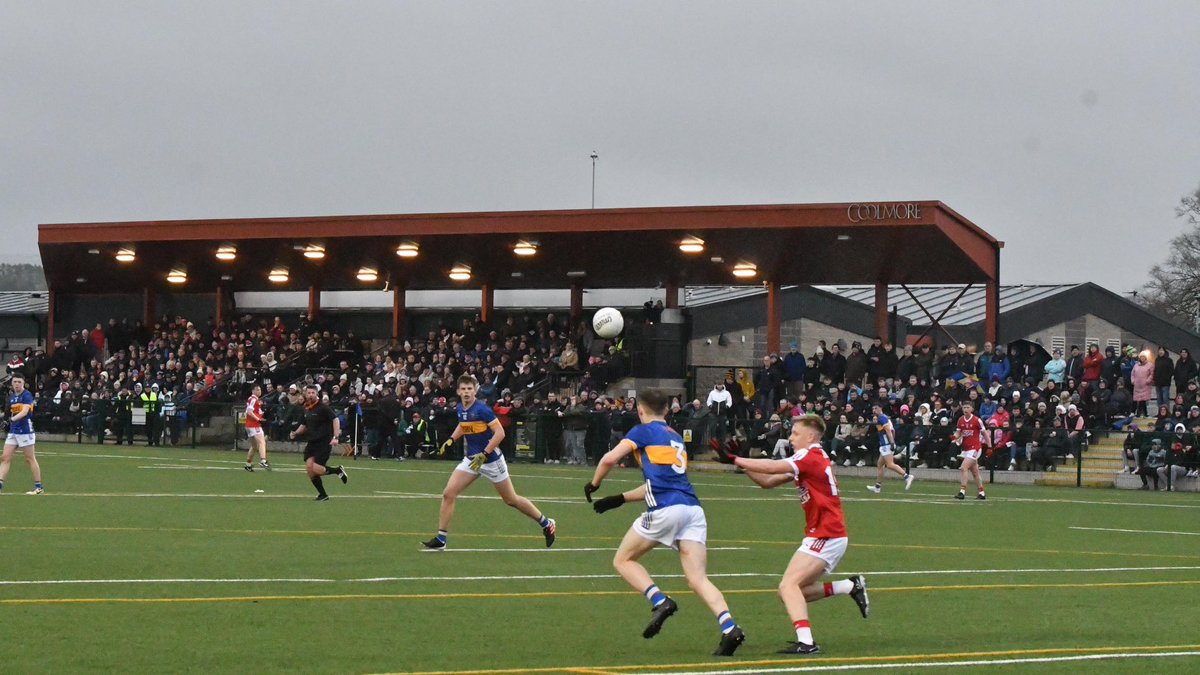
[
  {"left": 679, "top": 236, "right": 705, "bottom": 253},
  {"left": 396, "top": 242, "right": 419, "bottom": 258},
  {"left": 115, "top": 248, "right": 136, "bottom": 263},
  {"left": 220, "top": 274, "right": 233, "bottom": 281},
  {"left": 75, "top": 277, "right": 86, "bottom": 283},
  {"left": 87, "top": 249, "right": 100, "bottom": 255},
  {"left": 449, "top": 264, "right": 472, "bottom": 281},
  {"left": 302, "top": 244, "right": 325, "bottom": 259},
  {"left": 356, "top": 266, "right": 379, "bottom": 282},
  {"left": 513, "top": 240, "right": 538, "bottom": 256},
  {"left": 837, "top": 234, "right": 851, "bottom": 242},
  {"left": 566, "top": 270, "right": 587, "bottom": 278},
  {"left": 215, "top": 244, "right": 237, "bottom": 260},
  {"left": 166, "top": 268, "right": 187, "bottom": 284},
  {"left": 731, "top": 262, "right": 758, "bottom": 278},
  {"left": 268, "top": 267, "right": 289, "bottom": 283}
]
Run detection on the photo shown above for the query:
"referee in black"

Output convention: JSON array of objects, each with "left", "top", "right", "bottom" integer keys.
[{"left": 289, "top": 384, "right": 348, "bottom": 501}]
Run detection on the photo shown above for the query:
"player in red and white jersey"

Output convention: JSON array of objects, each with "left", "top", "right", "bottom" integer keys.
[
  {"left": 951, "top": 401, "right": 989, "bottom": 500},
  {"left": 732, "top": 414, "right": 868, "bottom": 656},
  {"left": 243, "top": 384, "right": 271, "bottom": 472}
]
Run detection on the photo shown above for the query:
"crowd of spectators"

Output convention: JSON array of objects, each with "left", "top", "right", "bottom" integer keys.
[
  {"left": 0, "top": 311, "right": 629, "bottom": 452},
  {"left": 683, "top": 338, "right": 1199, "bottom": 483}
]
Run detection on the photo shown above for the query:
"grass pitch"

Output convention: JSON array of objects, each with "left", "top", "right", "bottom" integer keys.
[{"left": 1, "top": 443, "right": 1198, "bottom": 674}]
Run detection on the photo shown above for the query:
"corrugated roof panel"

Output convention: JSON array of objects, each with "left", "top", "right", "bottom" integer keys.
[{"left": 0, "top": 292, "right": 49, "bottom": 315}]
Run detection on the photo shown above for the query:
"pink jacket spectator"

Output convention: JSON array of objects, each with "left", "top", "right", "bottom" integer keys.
[{"left": 1131, "top": 361, "right": 1154, "bottom": 402}]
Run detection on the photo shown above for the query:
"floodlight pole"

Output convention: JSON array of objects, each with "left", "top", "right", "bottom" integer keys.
[{"left": 590, "top": 151, "right": 598, "bottom": 208}]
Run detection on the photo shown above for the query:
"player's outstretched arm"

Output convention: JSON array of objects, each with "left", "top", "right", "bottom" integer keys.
[
  {"left": 743, "top": 469, "right": 794, "bottom": 489},
  {"left": 589, "top": 439, "right": 635, "bottom": 489},
  {"left": 732, "top": 456, "right": 795, "bottom": 475}
]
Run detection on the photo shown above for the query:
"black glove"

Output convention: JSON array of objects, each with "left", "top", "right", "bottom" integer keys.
[
  {"left": 593, "top": 494, "right": 625, "bottom": 514},
  {"left": 583, "top": 482, "right": 599, "bottom": 502}
]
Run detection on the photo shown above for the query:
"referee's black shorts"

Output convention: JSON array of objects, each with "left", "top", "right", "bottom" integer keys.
[{"left": 304, "top": 440, "right": 332, "bottom": 465}]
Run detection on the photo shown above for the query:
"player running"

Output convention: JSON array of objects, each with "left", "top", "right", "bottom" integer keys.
[
  {"left": 731, "top": 414, "right": 868, "bottom": 655},
  {"left": 866, "top": 402, "right": 913, "bottom": 493},
  {"left": 0, "top": 375, "right": 44, "bottom": 495},
  {"left": 952, "top": 401, "right": 990, "bottom": 500},
  {"left": 584, "top": 389, "right": 745, "bottom": 657},
  {"left": 421, "top": 374, "right": 555, "bottom": 550},
  {"left": 243, "top": 384, "right": 271, "bottom": 472}
]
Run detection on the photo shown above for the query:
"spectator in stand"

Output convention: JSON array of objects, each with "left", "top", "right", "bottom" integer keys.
[
  {"left": 895, "top": 345, "right": 915, "bottom": 383},
  {"left": 1064, "top": 345, "right": 1085, "bottom": 384},
  {"left": 844, "top": 342, "right": 868, "bottom": 388},
  {"left": 1131, "top": 351, "right": 1154, "bottom": 417},
  {"left": 1082, "top": 344, "right": 1103, "bottom": 388},
  {"left": 1173, "top": 348, "right": 1198, "bottom": 399},
  {"left": 989, "top": 346, "right": 1011, "bottom": 384},
  {"left": 1063, "top": 404, "right": 1087, "bottom": 458},
  {"left": 975, "top": 342, "right": 994, "bottom": 383},
  {"left": 722, "top": 371, "right": 748, "bottom": 420},
  {"left": 822, "top": 343, "right": 848, "bottom": 385},
  {"left": 1044, "top": 349, "right": 1066, "bottom": 386},
  {"left": 753, "top": 355, "right": 781, "bottom": 414},
  {"left": 1139, "top": 438, "right": 1167, "bottom": 490},
  {"left": 735, "top": 368, "right": 755, "bottom": 411},
  {"left": 1153, "top": 346, "right": 1175, "bottom": 411},
  {"left": 912, "top": 343, "right": 934, "bottom": 383},
  {"left": 783, "top": 343, "right": 807, "bottom": 397},
  {"left": 1101, "top": 346, "right": 1121, "bottom": 390}
]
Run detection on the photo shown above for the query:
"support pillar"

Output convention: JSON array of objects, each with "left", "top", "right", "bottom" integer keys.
[
  {"left": 215, "top": 286, "right": 225, "bottom": 329},
  {"left": 766, "top": 280, "right": 780, "bottom": 355},
  {"left": 985, "top": 280, "right": 999, "bottom": 346},
  {"left": 47, "top": 289, "right": 56, "bottom": 355},
  {"left": 481, "top": 283, "right": 494, "bottom": 324},
  {"left": 143, "top": 287, "right": 156, "bottom": 328},
  {"left": 308, "top": 286, "right": 320, "bottom": 321},
  {"left": 874, "top": 281, "right": 889, "bottom": 341},
  {"left": 392, "top": 287, "right": 407, "bottom": 340},
  {"left": 569, "top": 283, "right": 584, "bottom": 321},
  {"left": 664, "top": 282, "right": 679, "bottom": 309}
]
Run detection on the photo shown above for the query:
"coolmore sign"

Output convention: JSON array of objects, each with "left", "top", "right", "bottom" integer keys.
[{"left": 847, "top": 202, "right": 922, "bottom": 223}]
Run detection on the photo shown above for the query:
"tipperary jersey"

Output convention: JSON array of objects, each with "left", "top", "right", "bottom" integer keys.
[
  {"left": 876, "top": 413, "right": 893, "bottom": 447},
  {"left": 8, "top": 389, "right": 34, "bottom": 434},
  {"left": 625, "top": 421, "right": 699, "bottom": 511},
  {"left": 457, "top": 399, "right": 499, "bottom": 462}
]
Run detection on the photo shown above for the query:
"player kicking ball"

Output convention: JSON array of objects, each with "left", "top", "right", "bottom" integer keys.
[
  {"left": 584, "top": 389, "right": 745, "bottom": 657},
  {"left": 731, "top": 414, "right": 869, "bottom": 655},
  {"left": 421, "top": 375, "right": 555, "bottom": 550}
]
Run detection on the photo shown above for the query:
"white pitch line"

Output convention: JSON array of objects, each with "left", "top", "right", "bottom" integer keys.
[
  {"left": 632, "top": 650, "right": 1200, "bottom": 675},
  {"left": 3, "top": 564, "right": 1196, "bottom": 587},
  {"left": 1069, "top": 526, "right": 1200, "bottom": 537},
  {"left": 418, "top": 546, "right": 750, "bottom": 553}
]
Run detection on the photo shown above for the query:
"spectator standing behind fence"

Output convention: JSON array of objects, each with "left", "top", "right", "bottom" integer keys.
[
  {"left": 784, "top": 344, "right": 806, "bottom": 397},
  {"left": 1131, "top": 352, "right": 1154, "bottom": 417},
  {"left": 706, "top": 382, "right": 733, "bottom": 443},
  {"left": 562, "top": 395, "right": 589, "bottom": 465},
  {"left": 844, "top": 342, "right": 868, "bottom": 388},
  {"left": 1153, "top": 347, "right": 1174, "bottom": 410}
]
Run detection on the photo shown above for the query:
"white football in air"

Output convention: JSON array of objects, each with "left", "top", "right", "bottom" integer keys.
[{"left": 592, "top": 307, "right": 624, "bottom": 339}]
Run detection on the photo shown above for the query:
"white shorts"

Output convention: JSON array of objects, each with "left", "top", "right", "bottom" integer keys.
[
  {"left": 246, "top": 427, "right": 264, "bottom": 438},
  {"left": 455, "top": 453, "right": 511, "bottom": 484},
  {"left": 796, "top": 536, "right": 849, "bottom": 575},
  {"left": 632, "top": 504, "right": 708, "bottom": 549},
  {"left": 878, "top": 444, "right": 894, "bottom": 457},
  {"left": 5, "top": 433, "right": 35, "bottom": 448},
  {"left": 960, "top": 449, "right": 982, "bottom": 462}
]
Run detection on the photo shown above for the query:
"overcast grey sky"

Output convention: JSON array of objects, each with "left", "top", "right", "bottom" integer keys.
[{"left": 3, "top": 1, "right": 1198, "bottom": 293}]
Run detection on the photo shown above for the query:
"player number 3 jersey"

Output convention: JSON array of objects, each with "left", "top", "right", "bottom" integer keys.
[
  {"left": 788, "top": 443, "right": 848, "bottom": 539},
  {"left": 625, "top": 421, "right": 699, "bottom": 511}
]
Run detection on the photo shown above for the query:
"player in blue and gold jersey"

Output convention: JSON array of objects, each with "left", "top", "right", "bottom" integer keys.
[
  {"left": 421, "top": 374, "right": 555, "bottom": 550},
  {"left": 1, "top": 375, "right": 44, "bottom": 494},
  {"left": 585, "top": 389, "right": 745, "bottom": 656}
]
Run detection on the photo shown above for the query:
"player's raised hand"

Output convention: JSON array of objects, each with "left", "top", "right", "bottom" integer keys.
[
  {"left": 438, "top": 438, "right": 454, "bottom": 457},
  {"left": 468, "top": 451, "right": 488, "bottom": 472},
  {"left": 593, "top": 494, "right": 625, "bottom": 514},
  {"left": 583, "top": 482, "right": 599, "bottom": 502}
]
